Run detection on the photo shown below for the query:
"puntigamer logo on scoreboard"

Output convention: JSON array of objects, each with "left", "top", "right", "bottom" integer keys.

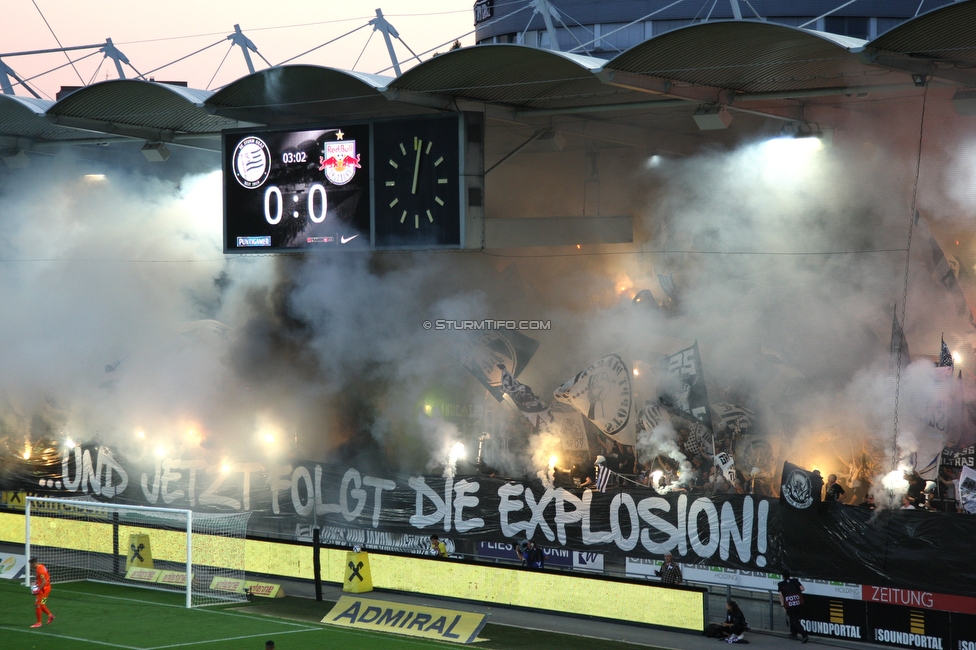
[
  {"left": 237, "top": 236, "right": 271, "bottom": 248},
  {"left": 232, "top": 136, "right": 271, "bottom": 189}
]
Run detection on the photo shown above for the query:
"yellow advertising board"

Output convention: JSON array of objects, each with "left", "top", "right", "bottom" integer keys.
[
  {"left": 158, "top": 571, "right": 189, "bottom": 587},
  {"left": 126, "top": 534, "right": 153, "bottom": 570},
  {"left": 209, "top": 576, "right": 246, "bottom": 594},
  {"left": 125, "top": 567, "right": 161, "bottom": 583},
  {"left": 244, "top": 581, "right": 285, "bottom": 598},
  {"left": 324, "top": 595, "right": 488, "bottom": 644},
  {"left": 343, "top": 550, "right": 373, "bottom": 593}
]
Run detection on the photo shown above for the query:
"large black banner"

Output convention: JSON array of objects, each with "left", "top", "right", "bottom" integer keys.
[{"left": 5, "top": 444, "right": 976, "bottom": 598}]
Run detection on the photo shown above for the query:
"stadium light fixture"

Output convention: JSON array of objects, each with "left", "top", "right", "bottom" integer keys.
[
  {"left": 2, "top": 149, "right": 29, "bottom": 168},
  {"left": 141, "top": 141, "right": 170, "bottom": 162},
  {"left": 693, "top": 104, "right": 732, "bottom": 131}
]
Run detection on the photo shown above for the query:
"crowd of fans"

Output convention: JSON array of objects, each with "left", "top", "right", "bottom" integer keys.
[{"left": 554, "top": 443, "right": 969, "bottom": 514}]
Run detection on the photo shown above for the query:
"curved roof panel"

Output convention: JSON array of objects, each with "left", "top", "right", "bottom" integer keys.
[
  {"left": 388, "top": 44, "right": 641, "bottom": 110},
  {"left": 47, "top": 79, "right": 230, "bottom": 133},
  {"left": 205, "top": 65, "right": 418, "bottom": 125},
  {"left": 607, "top": 21, "right": 879, "bottom": 94},
  {"left": 868, "top": 1, "right": 976, "bottom": 64},
  {"left": 0, "top": 95, "right": 91, "bottom": 142}
]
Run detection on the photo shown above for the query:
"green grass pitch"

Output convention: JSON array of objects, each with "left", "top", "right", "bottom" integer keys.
[{"left": 0, "top": 579, "right": 661, "bottom": 649}]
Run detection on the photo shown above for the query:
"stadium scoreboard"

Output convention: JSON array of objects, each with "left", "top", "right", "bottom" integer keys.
[{"left": 223, "top": 114, "right": 464, "bottom": 253}]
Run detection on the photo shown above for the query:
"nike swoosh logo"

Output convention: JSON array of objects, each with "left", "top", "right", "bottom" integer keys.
[{"left": 340, "top": 234, "right": 360, "bottom": 244}]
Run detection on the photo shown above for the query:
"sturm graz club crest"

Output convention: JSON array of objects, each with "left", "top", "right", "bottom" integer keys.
[
  {"left": 232, "top": 136, "right": 271, "bottom": 189},
  {"left": 782, "top": 467, "right": 814, "bottom": 509}
]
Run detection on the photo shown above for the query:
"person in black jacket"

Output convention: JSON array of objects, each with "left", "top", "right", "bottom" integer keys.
[
  {"left": 721, "top": 601, "right": 749, "bottom": 643},
  {"left": 516, "top": 540, "right": 547, "bottom": 569},
  {"left": 778, "top": 569, "right": 809, "bottom": 643}
]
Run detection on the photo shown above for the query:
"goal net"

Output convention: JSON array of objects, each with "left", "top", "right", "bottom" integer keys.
[{"left": 25, "top": 497, "right": 251, "bottom": 608}]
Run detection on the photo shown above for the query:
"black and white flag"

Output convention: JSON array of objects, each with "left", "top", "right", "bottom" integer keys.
[
  {"left": 940, "top": 336, "right": 954, "bottom": 369},
  {"left": 596, "top": 463, "right": 613, "bottom": 493},
  {"left": 890, "top": 305, "right": 910, "bottom": 371},
  {"left": 658, "top": 273, "right": 677, "bottom": 303},
  {"left": 780, "top": 461, "right": 821, "bottom": 510},
  {"left": 554, "top": 354, "right": 633, "bottom": 443},
  {"left": 659, "top": 343, "right": 712, "bottom": 428},
  {"left": 498, "top": 364, "right": 552, "bottom": 429},
  {"left": 452, "top": 330, "right": 539, "bottom": 401}
]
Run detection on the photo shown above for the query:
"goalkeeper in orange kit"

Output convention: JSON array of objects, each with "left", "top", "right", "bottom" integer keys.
[{"left": 29, "top": 557, "right": 54, "bottom": 628}]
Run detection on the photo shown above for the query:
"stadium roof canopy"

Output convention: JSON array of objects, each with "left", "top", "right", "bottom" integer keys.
[{"left": 1, "top": 0, "right": 974, "bottom": 157}]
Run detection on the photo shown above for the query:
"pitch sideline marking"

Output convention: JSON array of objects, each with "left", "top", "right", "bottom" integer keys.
[
  {"left": 147, "top": 627, "right": 320, "bottom": 649},
  {"left": 57, "top": 587, "right": 319, "bottom": 629},
  {"left": 0, "top": 625, "right": 142, "bottom": 649}
]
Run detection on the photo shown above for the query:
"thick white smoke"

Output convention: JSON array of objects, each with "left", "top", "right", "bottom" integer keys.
[
  {"left": 637, "top": 422, "right": 694, "bottom": 493},
  {"left": 2, "top": 94, "right": 976, "bottom": 490}
]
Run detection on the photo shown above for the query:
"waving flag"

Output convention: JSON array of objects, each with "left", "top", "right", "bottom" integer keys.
[
  {"left": 659, "top": 343, "right": 712, "bottom": 427},
  {"left": 890, "top": 305, "right": 910, "bottom": 371},
  {"left": 452, "top": 330, "right": 539, "bottom": 401},
  {"left": 553, "top": 354, "right": 633, "bottom": 443},
  {"left": 497, "top": 364, "right": 552, "bottom": 427},
  {"left": 596, "top": 462, "right": 613, "bottom": 493},
  {"left": 940, "top": 336, "right": 954, "bottom": 369}
]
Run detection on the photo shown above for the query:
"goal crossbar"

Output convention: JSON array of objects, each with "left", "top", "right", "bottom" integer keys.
[{"left": 25, "top": 497, "right": 247, "bottom": 608}]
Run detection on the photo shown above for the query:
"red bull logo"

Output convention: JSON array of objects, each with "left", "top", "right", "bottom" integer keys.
[{"left": 320, "top": 139, "right": 360, "bottom": 186}]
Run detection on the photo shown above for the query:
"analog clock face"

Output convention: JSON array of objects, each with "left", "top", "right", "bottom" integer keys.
[{"left": 373, "top": 116, "right": 461, "bottom": 247}]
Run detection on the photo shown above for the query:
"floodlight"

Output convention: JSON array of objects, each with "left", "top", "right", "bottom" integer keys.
[
  {"left": 2, "top": 150, "right": 29, "bottom": 168},
  {"left": 951, "top": 88, "right": 976, "bottom": 116},
  {"left": 141, "top": 141, "right": 171, "bottom": 162},
  {"left": 693, "top": 105, "right": 732, "bottom": 130},
  {"left": 911, "top": 74, "right": 927, "bottom": 87}
]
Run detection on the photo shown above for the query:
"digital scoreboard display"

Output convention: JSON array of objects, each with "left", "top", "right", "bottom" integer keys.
[
  {"left": 223, "top": 124, "right": 371, "bottom": 252},
  {"left": 223, "top": 115, "right": 463, "bottom": 253}
]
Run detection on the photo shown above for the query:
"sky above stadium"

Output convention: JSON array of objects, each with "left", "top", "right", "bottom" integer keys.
[{"left": 4, "top": 0, "right": 476, "bottom": 100}]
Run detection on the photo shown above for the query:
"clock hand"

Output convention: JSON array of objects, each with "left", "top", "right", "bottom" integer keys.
[{"left": 411, "top": 138, "right": 423, "bottom": 195}]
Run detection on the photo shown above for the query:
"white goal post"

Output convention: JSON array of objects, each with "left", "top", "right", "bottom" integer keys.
[{"left": 25, "top": 497, "right": 251, "bottom": 608}]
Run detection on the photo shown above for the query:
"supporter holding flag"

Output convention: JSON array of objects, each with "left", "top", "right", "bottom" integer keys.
[
  {"left": 940, "top": 336, "right": 954, "bottom": 369},
  {"left": 595, "top": 455, "right": 613, "bottom": 493}
]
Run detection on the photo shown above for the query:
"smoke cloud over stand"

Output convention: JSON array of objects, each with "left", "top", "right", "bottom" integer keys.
[{"left": 2, "top": 94, "right": 976, "bottom": 499}]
